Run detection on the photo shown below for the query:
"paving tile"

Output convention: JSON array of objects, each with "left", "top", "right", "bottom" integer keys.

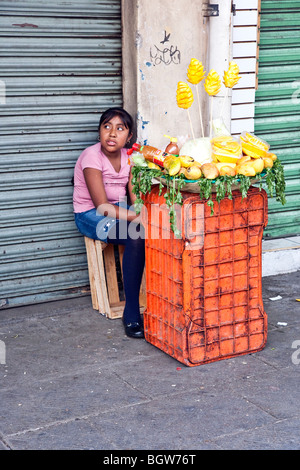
[
  {"left": 6, "top": 419, "right": 112, "bottom": 450},
  {"left": 0, "top": 312, "right": 157, "bottom": 389},
  {"left": 88, "top": 389, "right": 275, "bottom": 450},
  {"left": 212, "top": 416, "right": 300, "bottom": 450},
  {"left": 0, "top": 369, "right": 149, "bottom": 435},
  {"left": 110, "top": 352, "right": 275, "bottom": 399},
  {"left": 224, "top": 367, "right": 300, "bottom": 420},
  {"left": 252, "top": 324, "right": 300, "bottom": 371}
]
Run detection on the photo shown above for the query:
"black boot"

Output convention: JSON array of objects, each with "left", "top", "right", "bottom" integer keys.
[{"left": 123, "top": 320, "right": 144, "bottom": 339}]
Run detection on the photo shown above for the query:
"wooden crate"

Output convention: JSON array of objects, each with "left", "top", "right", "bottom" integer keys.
[{"left": 84, "top": 237, "right": 146, "bottom": 319}]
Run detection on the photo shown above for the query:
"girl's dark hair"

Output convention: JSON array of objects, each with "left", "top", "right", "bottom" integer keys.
[{"left": 98, "top": 107, "right": 134, "bottom": 136}]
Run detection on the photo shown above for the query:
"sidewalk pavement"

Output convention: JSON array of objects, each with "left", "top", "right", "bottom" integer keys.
[{"left": 0, "top": 270, "right": 299, "bottom": 451}]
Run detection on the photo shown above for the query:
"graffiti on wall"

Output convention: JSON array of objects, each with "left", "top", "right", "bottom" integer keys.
[{"left": 150, "top": 31, "right": 181, "bottom": 66}]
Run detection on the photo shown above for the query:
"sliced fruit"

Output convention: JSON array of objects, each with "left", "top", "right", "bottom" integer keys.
[
  {"left": 213, "top": 141, "right": 241, "bottom": 154},
  {"left": 215, "top": 154, "right": 240, "bottom": 164},
  {"left": 215, "top": 162, "right": 236, "bottom": 171},
  {"left": 242, "top": 132, "right": 269, "bottom": 151},
  {"left": 241, "top": 142, "right": 267, "bottom": 158},
  {"left": 211, "top": 135, "right": 233, "bottom": 145},
  {"left": 211, "top": 135, "right": 242, "bottom": 165},
  {"left": 240, "top": 132, "right": 270, "bottom": 158},
  {"left": 147, "top": 162, "right": 161, "bottom": 170}
]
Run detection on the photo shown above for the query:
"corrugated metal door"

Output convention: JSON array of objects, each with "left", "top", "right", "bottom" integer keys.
[
  {"left": 255, "top": 0, "right": 300, "bottom": 238},
  {"left": 0, "top": 0, "right": 122, "bottom": 308}
]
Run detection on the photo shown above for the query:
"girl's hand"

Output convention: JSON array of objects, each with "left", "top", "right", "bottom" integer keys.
[{"left": 131, "top": 214, "right": 142, "bottom": 225}]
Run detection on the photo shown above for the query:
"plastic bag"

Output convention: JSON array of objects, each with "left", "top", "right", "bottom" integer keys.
[
  {"left": 179, "top": 137, "right": 212, "bottom": 165},
  {"left": 129, "top": 151, "right": 148, "bottom": 167},
  {"left": 212, "top": 118, "right": 231, "bottom": 137}
]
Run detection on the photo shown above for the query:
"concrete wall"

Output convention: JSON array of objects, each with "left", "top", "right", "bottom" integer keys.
[{"left": 122, "top": 0, "right": 210, "bottom": 150}]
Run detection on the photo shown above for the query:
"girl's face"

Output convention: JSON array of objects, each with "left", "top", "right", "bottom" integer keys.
[{"left": 99, "top": 115, "right": 132, "bottom": 157}]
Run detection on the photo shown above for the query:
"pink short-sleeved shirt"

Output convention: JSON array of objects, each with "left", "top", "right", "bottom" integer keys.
[{"left": 73, "top": 143, "right": 130, "bottom": 213}]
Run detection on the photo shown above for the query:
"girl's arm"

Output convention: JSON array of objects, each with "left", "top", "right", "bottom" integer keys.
[{"left": 83, "top": 167, "right": 139, "bottom": 223}]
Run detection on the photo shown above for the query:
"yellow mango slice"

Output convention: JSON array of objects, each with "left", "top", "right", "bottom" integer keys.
[
  {"left": 204, "top": 70, "right": 221, "bottom": 96},
  {"left": 187, "top": 59, "right": 206, "bottom": 85}
]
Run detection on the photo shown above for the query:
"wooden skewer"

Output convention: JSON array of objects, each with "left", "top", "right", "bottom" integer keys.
[
  {"left": 210, "top": 97, "right": 213, "bottom": 138},
  {"left": 187, "top": 108, "right": 196, "bottom": 141},
  {"left": 196, "top": 86, "right": 204, "bottom": 138}
]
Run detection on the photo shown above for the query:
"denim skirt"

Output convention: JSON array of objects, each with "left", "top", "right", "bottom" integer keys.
[{"left": 74, "top": 203, "right": 134, "bottom": 243}]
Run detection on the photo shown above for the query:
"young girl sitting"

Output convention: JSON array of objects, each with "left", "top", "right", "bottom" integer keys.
[{"left": 73, "top": 108, "right": 145, "bottom": 339}]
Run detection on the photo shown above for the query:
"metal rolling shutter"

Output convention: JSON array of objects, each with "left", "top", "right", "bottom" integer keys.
[
  {"left": 255, "top": 0, "right": 300, "bottom": 238},
  {"left": 0, "top": 0, "right": 122, "bottom": 308}
]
